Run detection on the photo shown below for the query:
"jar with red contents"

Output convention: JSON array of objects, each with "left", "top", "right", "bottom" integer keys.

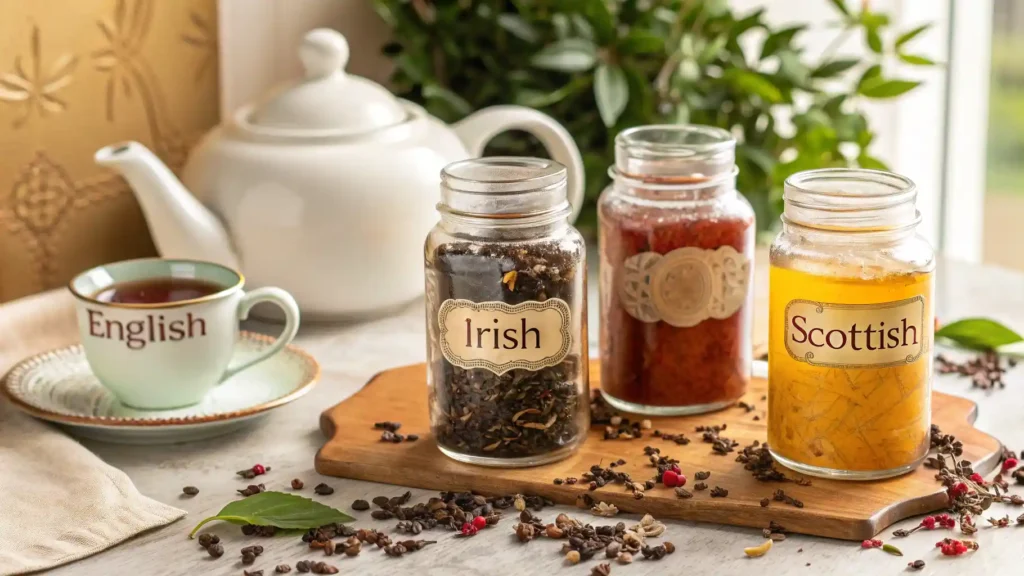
[{"left": 598, "top": 125, "right": 754, "bottom": 415}]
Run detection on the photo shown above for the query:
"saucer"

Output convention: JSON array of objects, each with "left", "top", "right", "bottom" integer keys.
[{"left": 1, "top": 332, "right": 319, "bottom": 444}]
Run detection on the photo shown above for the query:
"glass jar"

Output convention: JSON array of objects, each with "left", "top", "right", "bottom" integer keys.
[
  {"left": 424, "top": 157, "right": 589, "bottom": 467},
  {"left": 768, "top": 168, "right": 935, "bottom": 480},
  {"left": 598, "top": 125, "right": 755, "bottom": 415}
]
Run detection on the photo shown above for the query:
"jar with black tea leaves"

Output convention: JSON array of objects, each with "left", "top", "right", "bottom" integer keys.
[{"left": 424, "top": 157, "right": 588, "bottom": 467}]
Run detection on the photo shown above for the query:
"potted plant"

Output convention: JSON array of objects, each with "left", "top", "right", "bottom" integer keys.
[{"left": 373, "top": 0, "right": 934, "bottom": 233}]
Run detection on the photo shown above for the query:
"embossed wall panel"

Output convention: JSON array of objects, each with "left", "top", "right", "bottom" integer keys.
[{"left": 0, "top": 0, "right": 219, "bottom": 302}]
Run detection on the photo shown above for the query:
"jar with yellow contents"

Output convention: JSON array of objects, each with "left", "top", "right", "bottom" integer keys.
[{"left": 768, "top": 168, "right": 935, "bottom": 480}]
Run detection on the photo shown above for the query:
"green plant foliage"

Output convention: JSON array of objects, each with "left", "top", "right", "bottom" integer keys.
[{"left": 374, "top": 0, "right": 934, "bottom": 231}]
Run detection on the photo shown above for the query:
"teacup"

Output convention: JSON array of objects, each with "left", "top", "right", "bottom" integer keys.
[{"left": 69, "top": 258, "right": 300, "bottom": 409}]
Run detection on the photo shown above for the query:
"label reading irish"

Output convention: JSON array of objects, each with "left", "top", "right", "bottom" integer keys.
[
  {"left": 784, "top": 296, "right": 927, "bottom": 368},
  {"left": 438, "top": 298, "right": 572, "bottom": 375}
]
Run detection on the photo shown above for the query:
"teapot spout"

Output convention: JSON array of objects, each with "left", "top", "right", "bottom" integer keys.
[{"left": 95, "top": 142, "right": 239, "bottom": 270}]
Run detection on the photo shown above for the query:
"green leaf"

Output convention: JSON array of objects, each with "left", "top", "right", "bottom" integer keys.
[
  {"left": 594, "top": 64, "right": 629, "bottom": 127},
  {"left": 726, "top": 69, "right": 783, "bottom": 103},
  {"left": 856, "top": 64, "right": 881, "bottom": 91},
  {"left": 858, "top": 77, "right": 922, "bottom": 98},
  {"left": 882, "top": 543, "right": 903, "bottom": 557},
  {"left": 760, "top": 25, "right": 806, "bottom": 60},
  {"left": 898, "top": 53, "right": 937, "bottom": 66},
  {"left": 698, "top": 34, "right": 729, "bottom": 65},
  {"left": 866, "top": 28, "right": 883, "bottom": 53},
  {"left": 937, "top": 318, "right": 1024, "bottom": 351},
  {"left": 581, "top": 0, "right": 616, "bottom": 43},
  {"left": 423, "top": 84, "right": 472, "bottom": 115},
  {"left": 733, "top": 8, "right": 766, "bottom": 37},
  {"left": 857, "top": 154, "right": 888, "bottom": 170},
  {"left": 531, "top": 38, "right": 598, "bottom": 72},
  {"left": 189, "top": 492, "right": 353, "bottom": 538},
  {"left": 620, "top": 30, "right": 664, "bottom": 54},
  {"left": 896, "top": 23, "right": 931, "bottom": 48},
  {"left": 811, "top": 59, "right": 859, "bottom": 78},
  {"left": 827, "top": 0, "right": 851, "bottom": 17},
  {"left": 496, "top": 14, "right": 539, "bottom": 44}
]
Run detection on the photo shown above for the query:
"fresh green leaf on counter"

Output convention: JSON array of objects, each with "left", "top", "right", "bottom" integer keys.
[
  {"left": 936, "top": 318, "right": 1024, "bottom": 351},
  {"left": 188, "top": 491, "right": 353, "bottom": 538}
]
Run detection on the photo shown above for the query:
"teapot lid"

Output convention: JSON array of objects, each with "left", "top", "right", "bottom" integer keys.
[{"left": 243, "top": 29, "right": 407, "bottom": 136}]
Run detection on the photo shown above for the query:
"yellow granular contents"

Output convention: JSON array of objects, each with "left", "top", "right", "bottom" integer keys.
[{"left": 768, "top": 265, "right": 933, "bottom": 473}]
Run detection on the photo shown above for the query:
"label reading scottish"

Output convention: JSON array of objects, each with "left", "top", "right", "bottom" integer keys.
[
  {"left": 784, "top": 296, "right": 927, "bottom": 368},
  {"left": 438, "top": 298, "right": 572, "bottom": 375}
]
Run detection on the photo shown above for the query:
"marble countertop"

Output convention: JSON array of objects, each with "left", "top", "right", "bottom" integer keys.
[{"left": 41, "top": 257, "right": 1024, "bottom": 575}]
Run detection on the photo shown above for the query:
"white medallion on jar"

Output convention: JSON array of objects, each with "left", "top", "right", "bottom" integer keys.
[{"left": 619, "top": 246, "right": 750, "bottom": 327}]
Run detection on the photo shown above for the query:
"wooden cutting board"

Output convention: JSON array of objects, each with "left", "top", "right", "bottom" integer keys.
[{"left": 316, "top": 360, "right": 1000, "bottom": 540}]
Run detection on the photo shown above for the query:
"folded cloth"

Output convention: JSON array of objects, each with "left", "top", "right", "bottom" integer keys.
[{"left": 0, "top": 290, "right": 185, "bottom": 575}]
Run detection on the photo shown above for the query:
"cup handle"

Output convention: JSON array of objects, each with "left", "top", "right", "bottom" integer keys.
[{"left": 221, "top": 287, "right": 301, "bottom": 381}]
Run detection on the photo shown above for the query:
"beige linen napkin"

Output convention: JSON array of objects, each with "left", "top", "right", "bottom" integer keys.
[{"left": 0, "top": 290, "right": 186, "bottom": 575}]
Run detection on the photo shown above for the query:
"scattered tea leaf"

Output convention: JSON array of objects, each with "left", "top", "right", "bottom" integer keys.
[{"left": 189, "top": 492, "right": 353, "bottom": 538}]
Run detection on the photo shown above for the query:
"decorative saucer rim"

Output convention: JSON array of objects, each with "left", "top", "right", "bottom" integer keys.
[{"left": 1, "top": 331, "right": 320, "bottom": 428}]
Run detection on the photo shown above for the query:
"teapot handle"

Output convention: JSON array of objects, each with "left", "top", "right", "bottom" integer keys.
[{"left": 452, "top": 106, "right": 585, "bottom": 223}]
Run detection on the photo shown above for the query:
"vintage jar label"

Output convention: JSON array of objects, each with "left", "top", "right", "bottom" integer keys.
[
  {"left": 784, "top": 296, "right": 928, "bottom": 368},
  {"left": 438, "top": 298, "right": 572, "bottom": 374},
  {"left": 619, "top": 246, "right": 750, "bottom": 327}
]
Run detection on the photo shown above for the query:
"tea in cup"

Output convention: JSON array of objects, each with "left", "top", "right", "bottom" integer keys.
[{"left": 69, "top": 258, "right": 300, "bottom": 409}]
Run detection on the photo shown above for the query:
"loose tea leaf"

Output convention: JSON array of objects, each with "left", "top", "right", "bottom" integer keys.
[
  {"left": 189, "top": 492, "right": 353, "bottom": 538},
  {"left": 936, "top": 318, "right": 1023, "bottom": 351}
]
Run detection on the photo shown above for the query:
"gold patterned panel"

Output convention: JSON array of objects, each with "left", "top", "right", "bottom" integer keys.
[{"left": 0, "top": 0, "right": 219, "bottom": 303}]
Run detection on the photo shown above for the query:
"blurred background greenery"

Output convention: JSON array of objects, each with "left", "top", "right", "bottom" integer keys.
[{"left": 373, "top": 0, "right": 935, "bottom": 234}]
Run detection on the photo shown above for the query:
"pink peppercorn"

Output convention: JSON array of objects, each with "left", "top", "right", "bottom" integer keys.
[
  {"left": 949, "top": 482, "right": 969, "bottom": 498},
  {"left": 861, "top": 540, "right": 874, "bottom": 549},
  {"left": 969, "top": 472, "right": 984, "bottom": 484},
  {"left": 670, "top": 464, "right": 682, "bottom": 475},
  {"left": 921, "top": 516, "right": 936, "bottom": 530},
  {"left": 662, "top": 470, "right": 683, "bottom": 488},
  {"left": 252, "top": 464, "right": 266, "bottom": 475},
  {"left": 1002, "top": 457, "right": 1019, "bottom": 472},
  {"left": 471, "top": 516, "right": 487, "bottom": 530},
  {"left": 460, "top": 522, "right": 478, "bottom": 536}
]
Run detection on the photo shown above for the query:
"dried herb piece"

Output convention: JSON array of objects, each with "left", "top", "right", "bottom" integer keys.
[
  {"left": 276, "top": 566, "right": 292, "bottom": 574},
  {"left": 189, "top": 492, "right": 353, "bottom": 537},
  {"left": 760, "top": 498, "right": 770, "bottom": 507},
  {"left": 675, "top": 487, "right": 692, "bottom": 499},
  {"left": 238, "top": 484, "right": 265, "bottom": 497},
  {"left": 206, "top": 543, "right": 224, "bottom": 558},
  {"left": 313, "top": 483, "right": 334, "bottom": 496},
  {"left": 351, "top": 499, "right": 370, "bottom": 511},
  {"left": 710, "top": 486, "right": 729, "bottom": 498},
  {"left": 374, "top": 421, "right": 402, "bottom": 432},
  {"left": 907, "top": 560, "right": 926, "bottom": 570},
  {"left": 735, "top": 440, "right": 811, "bottom": 484},
  {"left": 182, "top": 486, "right": 199, "bottom": 496},
  {"left": 694, "top": 471, "right": 710, "bottom": 481},
  {"left": 693, "top": 482, "right": 707, "bottom": 491},
  {"left": 427, "top": 241, "right": 586, "bottom": 460},
  {"left": 935, "top": 351, "right": 1014, "bottom": 390}
]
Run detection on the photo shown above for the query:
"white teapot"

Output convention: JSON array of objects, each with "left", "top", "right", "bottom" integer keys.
[{"left": 95, "top": 28, "right": 583, "bottom": 320}]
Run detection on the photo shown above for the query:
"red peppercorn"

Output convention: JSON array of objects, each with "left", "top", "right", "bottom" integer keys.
[
  {"left": 252, "top": 464, "right": 266, "bottom": 475},
  {"left": 460, "top": 522, "right": 478, "bottom": 536},
  {"left": 662, "top": 470, "right": 682, "bottom": 488},
  {"left": 471, "top": 516, "right": 487, "bottom": 530},
  {"left": 969, "top": 472, "right": 984, "bottom": 484},
  {"left": 921, "top": 516, "right": 936, "bottom": 530},
  {"left": 861, "top": 540, "right": 874, "bottom": 549},
  {"left": 670, "top": 464, "right": 682, "bottom": 475},
  {"left": 1002, "top": 457, "right": 1019, "bottom": 472},
  {"left": 949, "top": 482, "right": 969, "bottom": 498},
  {"left": 871, "top": 539, "right": 883, "bottom": 548}
]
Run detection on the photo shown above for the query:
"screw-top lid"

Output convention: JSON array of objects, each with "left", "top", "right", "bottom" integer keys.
[{"left": 241, "top": 29, "right": 407, "bottom": 137}]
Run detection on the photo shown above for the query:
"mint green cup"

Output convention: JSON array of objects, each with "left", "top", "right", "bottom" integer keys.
[{"left": 69, "top": 258, "right": 300, "bottom": 410}]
